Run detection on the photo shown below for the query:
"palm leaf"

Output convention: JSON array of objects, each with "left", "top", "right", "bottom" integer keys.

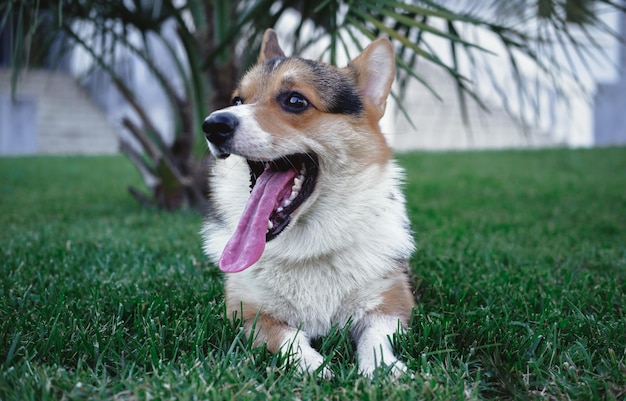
[{"left": 4, "top": 0, "right": 625, "bottom": 210}]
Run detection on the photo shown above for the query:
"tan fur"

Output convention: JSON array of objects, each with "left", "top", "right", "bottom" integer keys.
[
  {"left": 227, "top": 298, "right": 288, "bottom": 353},
  {"left": 348, "top": 38, "right": 395, "bottom": 120},
  {"left": 375, "top": 274, "right": 415, "bottom": 325},
  {"left": 258, "top": 29, "right": 285, "bottom": 62}
]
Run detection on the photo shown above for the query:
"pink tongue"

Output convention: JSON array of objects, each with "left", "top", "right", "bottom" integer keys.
[{"left": 219, "top": 167, "right": 298, "bottom": 273}]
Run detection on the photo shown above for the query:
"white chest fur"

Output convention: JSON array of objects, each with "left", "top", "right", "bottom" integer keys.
[{"left": 205, "top": 157, "right": 415, "bottom": 338}]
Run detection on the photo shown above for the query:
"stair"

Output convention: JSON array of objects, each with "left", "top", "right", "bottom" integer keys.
[{"left": 0, "top": 68, "right": 119, "bottom": 155}]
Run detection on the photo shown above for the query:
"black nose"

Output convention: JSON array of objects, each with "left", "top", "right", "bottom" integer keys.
[{"left": 202, "top": 112, "right": 238, "bottom": 145}]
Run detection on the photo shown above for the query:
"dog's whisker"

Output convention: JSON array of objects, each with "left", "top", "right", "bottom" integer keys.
[
  {"left": 283, "top": 155, "right": 298, "bottom": 171},
  {"left": 219, "top": 156, "right": 247, "bottom": 179},
  {"left": 304, "top": 152, "right": 320, "bottom": 168}
]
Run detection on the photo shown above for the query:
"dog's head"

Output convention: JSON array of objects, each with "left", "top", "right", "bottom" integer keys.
[{"left": 203, "top": 29, "right": 396, "bottom": 273}]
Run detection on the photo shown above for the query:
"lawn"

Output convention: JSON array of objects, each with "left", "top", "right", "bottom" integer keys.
[{"left": 1, "top": 148, "right": 625, "bottom": 400}]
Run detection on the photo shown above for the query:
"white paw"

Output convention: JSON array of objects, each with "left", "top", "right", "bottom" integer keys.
[
  {"left": 388, "top": 359, "right": 411, "bottom": 378},
  {"left": 360, "top": 358, "right": 409, "bottom": 378},
  {"left": 281, "top": 331, "right": 333, "bottom": 379},
  {"left": 297, "top": 349, "right": 333, "bottom": 379}
]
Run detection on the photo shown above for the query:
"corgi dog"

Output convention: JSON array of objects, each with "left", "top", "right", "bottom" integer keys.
[{"left": 201, "top": 29, "right": 415, "bottom": 377}]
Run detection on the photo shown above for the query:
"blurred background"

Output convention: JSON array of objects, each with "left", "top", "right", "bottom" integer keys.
[{"left": 1, "top": 0, "right": 625, "bottom": 209}]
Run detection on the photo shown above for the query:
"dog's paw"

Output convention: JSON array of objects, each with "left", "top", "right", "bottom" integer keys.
[
  {"left": 387, "top": 359, "right": 412, "bottom": 379},
  {"left": 281, "top": 330, "right": 333, "bottom": 379},
  {"left": 315, "top": 365, "right": 334, "bottom": 380},
  {"left": 360, "top": 358, "right": 411, "bottom": 379},
  {"left": 297, "top": 350, "right": 333, "bottom": 380}
]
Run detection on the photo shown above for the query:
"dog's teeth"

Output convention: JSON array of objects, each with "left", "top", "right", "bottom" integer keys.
[
  {"left": 288, "top": 190, "right": 298, "bottom": 202},
  {"left": 277, "top": 207, "right": 283, "bottom": 213},
  {"left": 267, "top": 220, "right": 274, "bottom": 230},
  {"left": 293, "top": 177, "right": 302, "bottom": 191},
  {"left": 283, "top": 199, "right": 291, "bottom": 207},
  {"left": 264, "top": 163, "right": 270, "bottom": 170}
]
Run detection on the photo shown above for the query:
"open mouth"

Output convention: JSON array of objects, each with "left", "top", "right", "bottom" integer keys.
[
  {"left": 247, "top": 153, "right": 319, "bottom": 241},
  {"left": 218, "top": 153, "right": 319, "bottom": 273}
]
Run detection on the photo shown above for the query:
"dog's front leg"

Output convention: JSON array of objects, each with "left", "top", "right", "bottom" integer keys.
[
  {"left": 352, "top": 270, "right": 414, "bottom": 377},
  {"left": 278, "top": 327, "right": 332, "bottom": 379},
  {"left": 235, "top": 303, "right": 331, "bottom": 378},
  {"left": 352, "top": 314, "right": 408, "bottom": 377}
]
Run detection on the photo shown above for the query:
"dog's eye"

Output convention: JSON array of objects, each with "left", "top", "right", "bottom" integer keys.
[
  {"left": 231, "top": 96, "right": 243, "bottom": 106},
  {"left": 280, "top": 92, "right": 309, "bottom": 113}
]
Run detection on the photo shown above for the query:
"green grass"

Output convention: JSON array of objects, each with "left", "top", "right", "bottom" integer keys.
[{"left": 1, "top": 149, "right": 625, "bottom": 400}]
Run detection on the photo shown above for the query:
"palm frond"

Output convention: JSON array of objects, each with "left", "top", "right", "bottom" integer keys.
[{"left": 4, "top": 0, "right": 624, "bottom": 209}]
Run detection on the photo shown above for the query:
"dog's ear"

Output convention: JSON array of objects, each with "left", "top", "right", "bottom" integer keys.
[
  {"left": 349, "top": 37, "right": 395, "bottom": 120},
  {"left": 258, "top": 29, "right": 285, "bottom": 63}
]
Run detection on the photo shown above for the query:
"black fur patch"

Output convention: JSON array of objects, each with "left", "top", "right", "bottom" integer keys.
[{"left": 300, "top": 59, "right": 363, "bottom": 116}]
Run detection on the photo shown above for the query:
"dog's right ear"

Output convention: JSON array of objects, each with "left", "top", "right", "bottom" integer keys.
[
  {"left": 348, "top": 37, "right": 395, "bottom": 121},
  {"left": 258, "top": 29, "right": 285, "bottom": 63}
]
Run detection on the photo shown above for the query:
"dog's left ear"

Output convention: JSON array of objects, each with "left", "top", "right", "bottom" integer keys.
[
  {"left": 349, "top": 37, "right": 395, "bottom": 120},
  {"left": 258, "top": 29, "right": 285, "bottom": 63}
]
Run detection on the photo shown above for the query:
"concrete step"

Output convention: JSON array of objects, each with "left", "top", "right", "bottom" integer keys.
[{"left": 0, "top": 68, "right": 119, "bottom": 155}]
